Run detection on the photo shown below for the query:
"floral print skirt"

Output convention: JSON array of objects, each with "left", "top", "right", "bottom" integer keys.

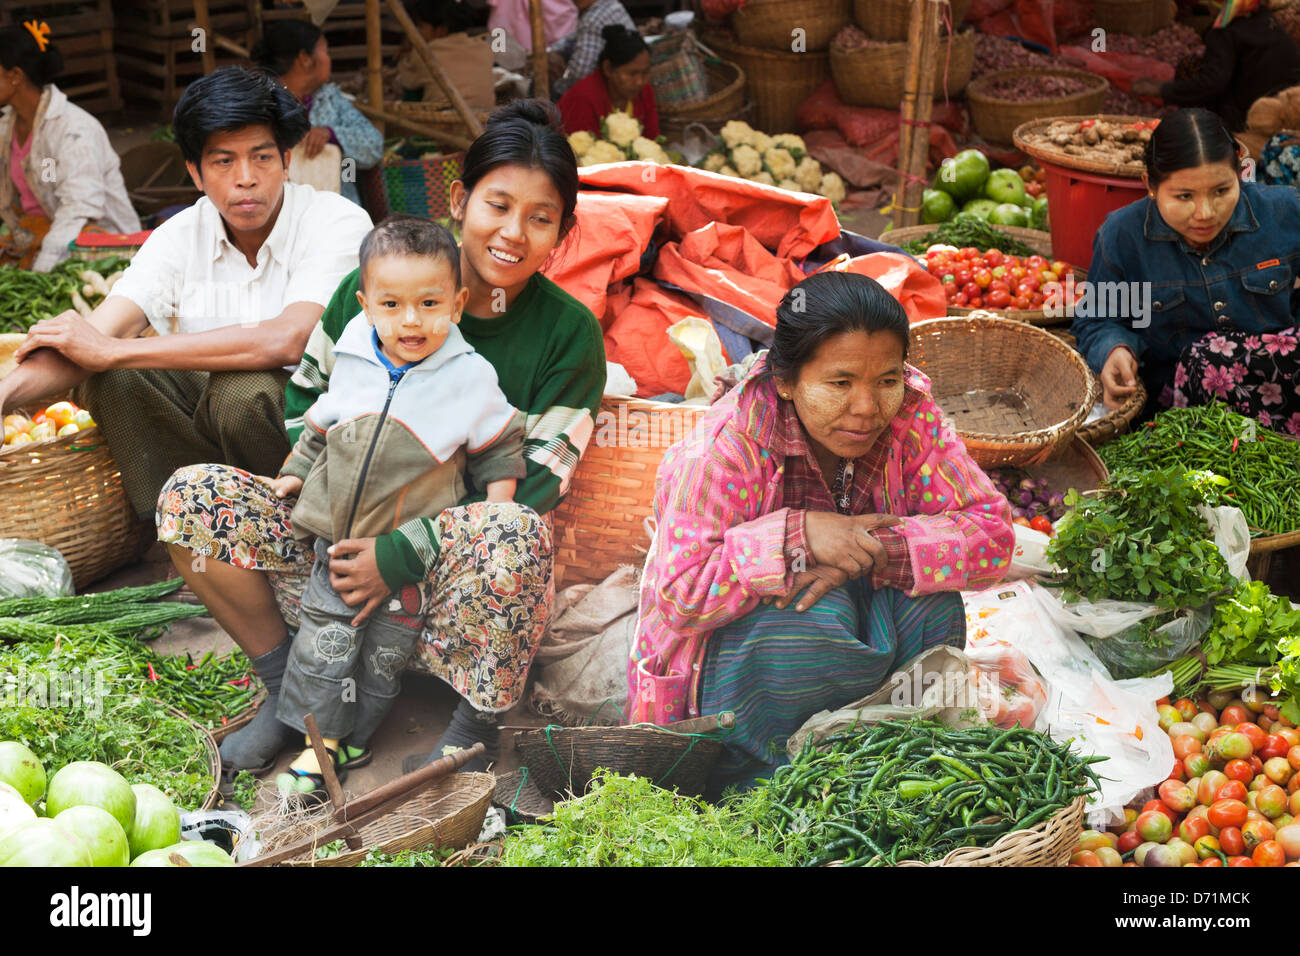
[
  {"left": 156, "top": 464, "right": 555, "bottom": 712},
  {"left": 1170, "top": 328, "right": 1300, "bottom": 437}
]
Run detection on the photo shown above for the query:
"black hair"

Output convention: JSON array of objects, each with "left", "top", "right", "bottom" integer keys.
[
  {"left": 1143, "top": 108, "right": 1239, "bottom": 188},
  {"left": 599, "top": 25, "right": 648, "bottom": 70},
  {"left": 459, "top": 99, "right": 579, "bottom": 236},
  {"left": 0, "top": 25, "right": 63, "bottom": 86},
  {"left": 172, "top": 66, "right": 311, "bottom": 167},
  {"left": 250, "top": 20, "right": 324, "bottom": 77},
  {"left": 413, "top": 0, "right": 475, "bottom": 32},
  {"left": 358, "top": 216, "right": 461, "bottom": 291},
  {"left": 759, "top": 272, "right": 910, "bottom": 384}
]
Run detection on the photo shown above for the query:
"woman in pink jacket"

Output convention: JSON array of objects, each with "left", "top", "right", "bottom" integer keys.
[{"left": 628, "top": 271, "right": 1014, "bottom": 788}]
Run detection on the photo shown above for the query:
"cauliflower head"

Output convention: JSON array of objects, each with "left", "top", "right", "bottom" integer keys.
[
  {"left": 580, "top": 139, "right": 629, "bottom": 166},
  {"left": 750, "top": 171, "right": 776, "bottom": 186},
  {"left": 632, "top": 136, "right": 670, "bottom": 164},
  {"left": 772, "top": 133, "right": 807, "bottom": 156},
  {"left": 719, "top": 165, "right": 740, "bottom": 177},
  {"left": 702, "top": 152, "right": 728, "bottom": 172},
  {"left": 795, "top": 156, "right": 823, "bottom": 193},
  {"left": 751, "top": 130, "right": 773, "bottom": 154},
  {"left": 778, "top": 178, "right": 802, "bottom": 192},
  {"left": 567, "top": 130, "right": 595, "bottom": 157},
  {"left": 763, "top": 147, "right": 796, "bottom": 181},
  {"left": 604, "top": 110, "right": 641, "bottom": 148},
  {"left": 720, "top": 120, "right": 756, "bottom": 150},
  {"left": 731, "top": 143, "right": 763, "bottom": 178},
  {"left": 819, "top": 171, "right": 847, "bottom": 203}
]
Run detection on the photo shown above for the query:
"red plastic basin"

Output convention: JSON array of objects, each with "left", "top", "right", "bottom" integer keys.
[{"left": 1041, "top": 161, "right": 1148, "bottom": 270}]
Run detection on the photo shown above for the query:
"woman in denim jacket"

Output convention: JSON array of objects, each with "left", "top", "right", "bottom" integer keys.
[{"left": 1072, "top": 108, "right": 1300, "bottom": 436}]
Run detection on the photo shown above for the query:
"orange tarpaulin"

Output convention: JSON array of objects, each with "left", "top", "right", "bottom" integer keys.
[
  {"left": 814, "top": 252, "right": 949, "bottom": 324},
  {"left": 603, "top": 278, "right": 705, "bottom": 397}
]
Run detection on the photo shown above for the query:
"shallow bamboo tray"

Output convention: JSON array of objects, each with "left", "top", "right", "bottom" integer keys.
[
  {"left": 1013, "top": 114, "right": 1157, "bottom": 179},
  {"left": 898, "top": 795, "right": 1087, "bottom": 866}
]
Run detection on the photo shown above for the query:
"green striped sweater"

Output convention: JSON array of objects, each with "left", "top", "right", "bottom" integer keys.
[{"left": 285, "top": 268, "right": 606, "bottom": 589}]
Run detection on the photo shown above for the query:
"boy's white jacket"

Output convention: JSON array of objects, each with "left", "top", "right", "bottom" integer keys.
[{"left": 280, "top": 313, "right": 526, "bottom": 542}]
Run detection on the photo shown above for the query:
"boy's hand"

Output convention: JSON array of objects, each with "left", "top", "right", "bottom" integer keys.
[
  {"left": 484, "top": 478, "right": 516, "bottom": 503},
  {"left": 271, "top": 474, "right": 303, "bottom": 499}
]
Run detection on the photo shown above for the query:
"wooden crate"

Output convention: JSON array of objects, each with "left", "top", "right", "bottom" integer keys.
[{"left": 1, "top": 0, "right": 121, "bottom": 115}]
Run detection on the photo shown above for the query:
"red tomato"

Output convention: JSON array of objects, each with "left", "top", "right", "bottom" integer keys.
[
  {"left": 1050, "top": 260, "right": 1070, "bottom": 277},
  {"left": 1017, "top": 276, "right": 1040, "bottom": 293},
  {"left": 1199, "top": 857, "right": 1224, "bottom": 866},
  {"left": 1252, "top": 841, "right": 1286, "bottom": 867},
  {"left": 1116, "top": 829, "right": 1143, "bottom": 854},
  {"left": 953, "top": 293, "right": 969, "bottom": 307},
  {"left": 1215, "top": 780, "right": 1248, "bottom": 803},
  {"left": 989, "top": 280, "right": 1011, "bottom": 296},
  {"left": 1179, "top": 815, "right": 1211, "bottom": 844},
  {"left": 1142, "top": 799, "right": 1178, "bottom": 823},
  {"left": 987, "top": 289, "right": 1012, "bottom": 309},
  {"left": 1160, "top": 779, "right": 1196, "bottom": 812},
  {"left": 1276, "top": 729, "right": 1300, "bottom": 747},
  {"left": 1221, "top": 705, "right": 1250, "bottom": 726},
  {"left": 1224, "top": 759, "right": 1254, "bottom": 783},
  {"left": 1168, "top": 760, "right": 1186, "bottom": 782},
  {"left": 1012, "top": 516, "right": 1032, "bottom": 528},
  {"left": 1260, "top": 735, "right": 1290, "bottom": 760},
  {"left": 1173, "top": 736, "right": 1203, "bottom": 761},
  {"left": 1011, "top": 294, "right": 1031, "bottom": 310},
  {"left": 953, "top": 267, "right": 973, "bottom": 286},
  {"left": 1290, "top": 745, "right": 1300, "bottom": 772},
  {"left": 967, "top": 295, "right": 984, "bottom": 309},
  {"left": 1137, "top": 810, "right": 1174, "bottom": 843},
  {"left": 1039, "top": 269, "right": 1059, "bottom": 285},
  {"left": 1025, "top": 255, "right": 1047, "bottom": 272},
  {"left": 927, "top": 260, "right": 946, "bottom": 276},
  {"left": 1242, "top": 819, "right": 1276, "bottom": 852},
  {"left": 1009, "top": 266, "right": 1027, "bottom": 281},
  {"left": 1030, "top": 293, "right": 1046, "bottom": 307},
  {"left": 960, "top": 247, "right": 980, "bottom": 260},
  {"left": 1249, "top": 754, "right": 1265, "bottom": 775},
  {"left": 1228, "top": 856, "right": 1256, "bottom": 867},
  {"left": 961, "top": 282, "right": 980, "bottom": 300},
  {"left": 983, "top": 249, "right": 1004, "bottom": 267},
  {"left": 1208, "top": 799, "right": 1249, "bottom": 830},
  {"left": 1219, "top": 826, "right": 1245, "bottom": 856},
  {"left": 1237, "top": 722, "right": 1267, "bottom": 752},
  {"left": 1029, "top": 515, "right": 1053, "bottom": 535}
]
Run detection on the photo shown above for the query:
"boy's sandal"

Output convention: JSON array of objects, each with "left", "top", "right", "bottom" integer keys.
[
  {"left": 275, "top": 746, "right": 346, "bottom": 806},
  {"left": 337, "top": 743, "right": 372, "bottom": 771}
]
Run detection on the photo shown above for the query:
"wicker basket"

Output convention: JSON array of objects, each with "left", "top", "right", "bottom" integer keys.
[
  {"left": 658, "top": 58, "right": 748, "bottom": 141},
  {"left": 1014, "top": 114, "right": 1155, "bottom": 179},
  {"left": 968, "top": 69, "right": 1109, "bottom": 146},
  {"left": 514, "top": 724, "right": 724, "bottom": 799},
  {"left": 493, "top": 767, "right": 554, "bottom": 824},
  {"left": 384, "top": 101, "right": 492, "bottom": 138},
  {"left": 283, "top": 772, "right": 495, "bottom": 866},
  {"left": 359, "top": 151, "right": 465, "bottom": 223},
  {"left": 1077, "top": 374, "right": 1147, "bottom": 447},
  {"left": 908, "top": 316, "right": 1098, "bottom": 468},
  {"left": 880, "top": 223, "right": 1053, "bottom": 257},
  {"left": 898, "top": 795, "right": 1087, "bottom": 866},
  {"left": 0, "top": 425, "right": 142, "bottom": 588},
  {"left": 551, "top": 396, "right": 708, "bottom": 588},
  {"left": 1094, "top": 0, "right": 1176, "bottom": 36},
  {"left": 854, "top": 0, "right": 974, "bottom": 41},
  {"left": 831, "top": 25, "right": 975, "bottom": 109},
  {"left": 1021, "top": 436, "right": 1109, "bottom": 495},
  {"left": 699, "top": 28, "right": 830, "bottom": 132},
  {"left": 731, "top": 0, "right": 850, "bottom": 51},
  {"left": 648, "top": 30, "right": 710, "bottom": 107},
  {"left": 208, "top": 690, "right": 266, "bottom": 744},
  {"left": 178, "top": 706, "right": 223, "bottom": 812}
]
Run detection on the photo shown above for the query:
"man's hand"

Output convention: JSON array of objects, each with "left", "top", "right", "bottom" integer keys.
[
  {"left": 14, "top": 310, "right": 122, "bottom": 372},
  {"left": 299, "top": 127, "right": 332, "bottom": 160},
  {"left": 326, "top": 537, "right": 392, "bottom": 626},
  {"left": 271, "top": 474, "right": 303, "bottom": 499},
  {"left": 1100, "top": 346, "right": 1139, "bottom": 410}
]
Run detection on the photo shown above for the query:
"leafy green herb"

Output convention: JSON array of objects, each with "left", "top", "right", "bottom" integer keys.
[
  {"left": 357, "top": 846, "right": 456, "bottom": 867},
  {"left": 231, "top": 770, "right": 260, "bottom": 810},
  {"left": 1201, "top": 580, "right": 1300, "bottom": 668},
  {"left": 897, "top": 213, "right": 1037, "bottom": 257}
]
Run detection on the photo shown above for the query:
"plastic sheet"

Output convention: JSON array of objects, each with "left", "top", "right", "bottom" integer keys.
[{"left": 0, "top": 539, "right": 73, "bottom": 600}]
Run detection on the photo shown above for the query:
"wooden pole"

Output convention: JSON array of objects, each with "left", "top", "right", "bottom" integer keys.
[
  {"left": 352, "top": 100, "right": 474, "bottom": 150},
  {"left": 194, "top": 0, "right": 217, "bottom": 75},
  {"left": 367, "top": 0, "right": 384, "bottom": 134},
  {"left": 303, "top": 714, "right": 363, "bottom": 852},
  {"left": 530, "top": 0, "right": 549, "bottom": 101},
  {"left": 892, "top": 0, "right": 942, "bottom": 229},
  {"left": 383, "top": 0, "right": 484, "bottom": 138}
]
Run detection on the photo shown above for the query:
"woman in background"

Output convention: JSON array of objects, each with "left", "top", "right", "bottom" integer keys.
[
  {"left": 558, "top": 24, "right": 657, "bottom": 138},
  {"left": 398, "top": 0, "right": 497, "bottom": 110}
]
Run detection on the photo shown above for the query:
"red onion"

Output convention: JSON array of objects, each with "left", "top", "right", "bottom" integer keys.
[{"left": 983, "top": 75, "right": 1093, "bottom": 101}]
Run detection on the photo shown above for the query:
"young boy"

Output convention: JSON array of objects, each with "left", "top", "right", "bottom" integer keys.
[{"left": 271, "top": 216, "right": 524, "bottom": 800}]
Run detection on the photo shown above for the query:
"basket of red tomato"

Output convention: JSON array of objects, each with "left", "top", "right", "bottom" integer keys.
[{"left": 925, "top": 245, "right": 1085, "bottom": 327}]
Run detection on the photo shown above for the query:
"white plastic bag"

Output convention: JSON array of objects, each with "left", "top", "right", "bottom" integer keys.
[
  {"left": 0, "top": 539, "right": 73, "bottom": 600},
  {"left": 667, "top": 316, "right": 727, "bottom": 401}
]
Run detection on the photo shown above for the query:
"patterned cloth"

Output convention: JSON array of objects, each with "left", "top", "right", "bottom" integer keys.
[
  {"left": 303, "top": 83, "right": 383, "bottom": 206},
  {"left": 76, "top": 368, "right": 291, "bottom": 518},
  {"left": 1262, "top": 132, "right": 1300, "bottom": 187},
  {"left": 1172, "top": 327, "right": 1300, "bottom": 436},
  {"left": 628, "top": 359, "right": 1014, "bottom": 726},
  {"left": 551, "top": 0, "right": 635, "bottom": 98},
  {"left": 701, "top": 581, "right": 965, "bottom": 790},
  {"left": 156, "top": 464, "right": 555, "bottom": 712}
]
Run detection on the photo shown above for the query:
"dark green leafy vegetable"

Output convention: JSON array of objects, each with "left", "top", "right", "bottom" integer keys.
[{"left": 896, "top": 212, "right": 1037, "bottom": 256}]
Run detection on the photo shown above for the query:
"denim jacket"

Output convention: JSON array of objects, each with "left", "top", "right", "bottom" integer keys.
[{"left": 1071, "top": 182, "right": 1300, "bottom": 403}]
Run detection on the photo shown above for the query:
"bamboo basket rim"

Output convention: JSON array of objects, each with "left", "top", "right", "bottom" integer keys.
[
  {"left": 698, "top": 26, "right": 832, "bottom": 64},
  {"left": 967, "top": 67, "right": 1109, "bottom": 108},
  {"left": 208, "top": 689, "right": 267, "bottom": 744},
  {"left": 1013, "top": 114, "right": 1158, "bottom": 179},
  {"left": 281, "top": 771, "right": 496, "bottom": 867},
  {"left": 166, "top": 704, "right": 223, "bottom": 812},
  {"left": 658, "top": 57, "right": 746, "bottom": 118},
  {"left": 897, "top": 795, "right": 1087, "bottom": 865},
  {"left": 0, "top": 422, "right": 109, "bottom": 462},
  {"left": 1077, "top": 373, "right": 1146, "bottom": 448}
]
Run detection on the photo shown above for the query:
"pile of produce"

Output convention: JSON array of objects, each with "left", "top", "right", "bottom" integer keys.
[
  {"left": 1104, "top": 23, "right": 1205, "bottom": 63},
  {"left": 973, "top": 34, "right": 1053, "bottom": 76},
  {"left": 1098, "top": 404, "right": 1300, "bottom": 538},
  {"left": 1019, "top": 117, "right": 1158, "bottom": 171},
  {"left": 923, "top": 242, "right": 1079, "bottom": 312},
  {"left": 0, "top": 743, "right": 234, "bottom": 866},
  {"left": 696, "top": 121, "right": 846, "bottom": 202},
  {"left": 3, "top": 401, "right": 95, "bottom": 450},
  {"left": 567, "top": 109, "right": 672, "bottom": 167},
  {"left": 988, "top": 467, "right": 1067, "bottom": 530},
  {"left": 1071, "top": 694, "right": 1299, "bottom": 867},
  {"left": 901, "top": 213, "right": 1037, "bottom": 256},
  {"left": 0, "top": 257, "right": 129, "bottom": 333},
  {"left": 981, "top": 73, "right": 1095, "bottom": 101},
  {"left": 499, "top": 770, "right": 785, "bottom": 867},
  {"left": 1044, "top": 467, "right": 1233, "bottom": 609},
  {"left": 745, "top": 720, "right": 1102, "bottom": 866},
  {"left": 924, "top": 148, "right": 1048, "bottom": 228}
]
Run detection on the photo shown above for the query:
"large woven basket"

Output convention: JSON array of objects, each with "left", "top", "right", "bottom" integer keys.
[
  {"left": 731, "top": 0, "right": 850, "bottom": 51},
  {"left": 0, "top": 425, "right": 141, "bottom": 588},
  {"left": 698, "top": 28, "right": 830, "bottom": 132},
  {"left": 1094, "top": 0, "right": 1176, "bottom": 36},
  {"left": 1077, "top": 374, "right": 1147, "bottom": 447},
  {"left": 384, "top": 101, "right": 492, "bottom": 138},
  {"left": 908, "top": 316, "right": 1098, "bottom": 468},
  {"left": 1014, "top": 114, "right": 1156, "bottom": 179},
  {"left": 831, "top": 25, "right": 975, "bottom": 109},
  {"left": 854, "top": 0, "right": 973, "bottom": 41},
  {"left": 493, "top": 767, "right": 554, "bottom": 825},
  {"left": 283, "top": 772, "right": 495, "bottom": 866},
  {"left": 880, "top": 223, "right": 1053, "bottom": 257},
  {"left": 514, "top": 724, "right": 724, "bottom": 799},
  {"left": 968, "top": 69, "right": 1108, "bottom": 146},
  {"left": 658, "top": 57, "right": 748, "bottom": 140},
  {"left": 551, "top": 396, "right": 708, "bottom": 588},
  {"left": 359, "top": 151, "right": 465, "bottom": 223},
  {"left": 898, "top": 795, "right": 1087, "bottom": 866}
]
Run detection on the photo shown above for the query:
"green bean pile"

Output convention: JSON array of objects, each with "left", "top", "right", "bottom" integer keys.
[
  {"left": 0, "top": 256, "right": 131, "bottom": 333},
  {"left": 755, "top": 720, "right": 1103, "bottom": 866},
  {"left": 1097, "top": 403, "right": 1300, "bottom": 537}
]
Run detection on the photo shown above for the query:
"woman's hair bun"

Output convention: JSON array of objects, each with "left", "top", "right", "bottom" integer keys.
[{"left": 487, "top": 98, "right": 562, "bottom": 132}]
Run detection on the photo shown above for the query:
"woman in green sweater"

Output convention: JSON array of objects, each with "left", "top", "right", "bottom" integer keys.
[{"left": 157, "top": 101, "right": 606, "bottom": 783}]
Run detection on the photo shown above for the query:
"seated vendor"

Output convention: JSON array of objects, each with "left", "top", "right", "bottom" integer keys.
[
  {"left": 629, "top": 272, "right": 1014, "bottom": 790},
  {"left": 0, "top": 21, "right": 140, "bottom": 271},
  {"left": 549, "top": 0, "right": 634, "bottom": 99},
  {"left": 1131, "top": 0, "right": 1300, "bottom": 131},
  {"left": 558, "top": 24, "right": 657, "bottom": 139},
  {"left": 0, "top": 66, "right": 373, "bottom": 529},
  {"left": 1072, "top": 107, "right": 1300, "bottom": 437},
  {"left": 398, "top": 0, "right": 497, "bottom": 111},
  {"left": 254, "top": 20, "right": 383, "bottom": 206}
]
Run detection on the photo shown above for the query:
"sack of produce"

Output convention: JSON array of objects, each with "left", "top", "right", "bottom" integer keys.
[{"left": 0, "top": 539, "right": 73, "bottom": 601}]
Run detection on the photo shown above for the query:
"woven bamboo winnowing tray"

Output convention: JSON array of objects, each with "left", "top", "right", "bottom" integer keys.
[{"left": 897, "top": 795, "right": 1087, "bottom": 866}]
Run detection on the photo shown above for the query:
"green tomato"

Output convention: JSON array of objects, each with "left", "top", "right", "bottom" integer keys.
[
  {"left": 934, "top": 149, "right": 991, "bottom": 202},
  {"left": 921, "top": 189, "right": 956, "bottom": 224}
]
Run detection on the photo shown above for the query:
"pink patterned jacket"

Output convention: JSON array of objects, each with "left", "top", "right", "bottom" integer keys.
[{"left": 627, "top": 361, "right": 1014, "bottom": 725}]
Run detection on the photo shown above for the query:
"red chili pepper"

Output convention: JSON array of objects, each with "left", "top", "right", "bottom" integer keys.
[
  {"left": 228, "top": 676, "right": 251, "bottom": 688},
  {"left": 1080, "top": 119, "right": 1096, "bottom": 129},
  {"left": 147, "top": 663, "right": 158, "bottom": 681},
  {"left": 1232, "top": 437, "right": 1240, "bottom": 453},
  {"left": 221, "top": 716, "right": 229, "bottom": 726},
  {"left": 185, "top": 664, "right": 198, "bottom": 671}
]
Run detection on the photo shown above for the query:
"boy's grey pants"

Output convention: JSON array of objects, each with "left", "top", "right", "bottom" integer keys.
[{"left": 277, "top": 538, "right": 423, "bottom": 743}]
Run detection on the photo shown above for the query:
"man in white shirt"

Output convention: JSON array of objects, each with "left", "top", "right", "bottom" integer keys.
[{"left": 0, "top": 67, "right": 372, "bottom": 522}]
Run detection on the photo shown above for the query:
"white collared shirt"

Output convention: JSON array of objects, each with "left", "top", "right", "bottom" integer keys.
[{"left": 110, "top": 181, "right": 372, "bottom": 337}]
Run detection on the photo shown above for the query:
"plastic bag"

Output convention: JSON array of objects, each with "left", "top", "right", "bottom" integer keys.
[
  {"left": 1082, "top": 607, "right": 1212, "bottom": 681},
  {"left": 962, "top": 580, "right": 1175, "bottom": 824},
  {"left": 667, "top": 316, "right": 728, "bottom": 402},
  {"left": 964, "top": 639, "right": 1050, "bottom": 729},
  {"left": 0, "top": 539, "right": 74, "bottom": 600},
  {"left": 179, "top": 809, "right": 260, "bottom": 863}
]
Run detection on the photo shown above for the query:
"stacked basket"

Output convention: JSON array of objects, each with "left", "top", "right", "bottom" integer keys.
[{"left": 834, "top": 1, "right": 975, "bottom": 109}]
